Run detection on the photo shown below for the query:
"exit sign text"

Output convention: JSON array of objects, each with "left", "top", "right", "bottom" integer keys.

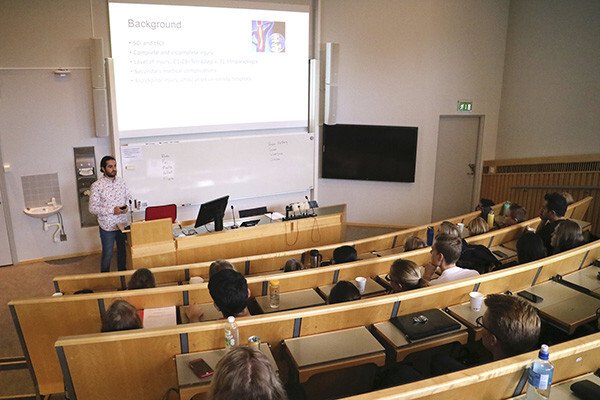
[{"left": 457, "top": 101, "right": 473, "bottom": 112}]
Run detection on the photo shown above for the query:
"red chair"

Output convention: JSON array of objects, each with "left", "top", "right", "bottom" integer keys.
[{"left": 145, "top": 204, "right": 177, "bottom": 223}]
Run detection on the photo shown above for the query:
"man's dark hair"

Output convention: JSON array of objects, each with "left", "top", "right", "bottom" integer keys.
[
  {"left": 127, "top": 268, "right": 156, "bottom": 290},
  {"left": 100, "top": 155, "right": 116, "bottom": 172},
  {"left": 208, "top": 269, "right": 249, "bottom": 318},
  {"left": 433, "top": 234, "right": 462, "bottom": 264},
  {"left": 328, "top": 281, "right": 361, "bottom": 304},
  {"left": 516, "top": 232, "right": 547, "bottom": 264},
  {"left": 101, "top": 300, "right": 142, "bottom": 332},
  {"left": 544, "top": 192, "right": 567, "bottom": 217},
  {"left": 479, "top": 198, "right": 495, "bottom": 208},
  {"left": 332, "top": 245, "right": 358, "bottom": 264},
  {"left": 509, "top": 204, "right": 527, "bottom": 222}
]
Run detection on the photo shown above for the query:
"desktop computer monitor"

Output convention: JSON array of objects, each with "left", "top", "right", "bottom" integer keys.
[{"left": 194, "top": 195, "right": 229, "bottom": 231}]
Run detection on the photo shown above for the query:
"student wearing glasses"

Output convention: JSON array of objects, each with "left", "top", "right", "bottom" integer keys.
[{"left": 432, "top": 294, "right": 541, "bottom": 375}]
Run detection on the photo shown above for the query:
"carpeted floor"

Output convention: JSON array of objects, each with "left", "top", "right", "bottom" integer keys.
[{"left": 0, "top": 225, "right": 398, "bottom": 397}]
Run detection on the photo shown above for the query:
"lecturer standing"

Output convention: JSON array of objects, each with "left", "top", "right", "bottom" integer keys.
[{"left": 89, "top": 155, "right": 131, "bottom": 272}]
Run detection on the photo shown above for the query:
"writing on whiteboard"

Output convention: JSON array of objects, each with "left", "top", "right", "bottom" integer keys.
[
  {"left": 161, "top": 153, "right": 175, "bottom": 181},
  {"left": 268, "top": 140, "right": 288, "bottom": 162}
]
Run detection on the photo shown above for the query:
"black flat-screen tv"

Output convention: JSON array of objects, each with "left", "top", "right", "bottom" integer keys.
[
  {"left": 322, "top": 124, "right": 418, "bottom": 183},
  {"left": 194, "top": 195, "right": 229, "bottom": 231}
]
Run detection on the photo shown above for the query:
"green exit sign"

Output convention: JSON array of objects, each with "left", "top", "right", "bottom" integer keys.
[{"left": 457, "top": 101, "right": 473, "bottom": 112}]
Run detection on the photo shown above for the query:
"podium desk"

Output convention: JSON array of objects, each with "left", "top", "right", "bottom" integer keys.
[
  {"left": 255, "top": 289, "right": 325, "bottom": 314},
  {"left": 176, "top": 344, "right": 277, "bottom": 400},
  {"left": 519, "top": 281, "right": 600, "bottom": 334},
  {"left": 126, "top": 204, "right": 346, "bottom": 269},
  {"left": 283, "top": 327, "right": 385, "bottom": 383},
  {"left": 317, "top": 278, "right": 387, "bottom": 300},
  {"left": 373, "top": 317, "right": 468, "bottom": 362}
]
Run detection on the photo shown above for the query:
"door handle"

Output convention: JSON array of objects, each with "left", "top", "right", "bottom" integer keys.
[{"left": 468, "top": 163, "right": 476, "bottom": 176}]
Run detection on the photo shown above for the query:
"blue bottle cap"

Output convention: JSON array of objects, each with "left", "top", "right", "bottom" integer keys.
[{"left": 538, "top": 344, "right": 549, "bottom": 360}]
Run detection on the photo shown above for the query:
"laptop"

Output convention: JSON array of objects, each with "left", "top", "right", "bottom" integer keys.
[{"left": 390, "top": 308, "right": 461, "bottom": 341}]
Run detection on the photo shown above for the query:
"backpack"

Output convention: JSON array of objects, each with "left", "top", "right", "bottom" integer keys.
[{"left": 457, "top": 239, "right": 502, "bottom": 274}]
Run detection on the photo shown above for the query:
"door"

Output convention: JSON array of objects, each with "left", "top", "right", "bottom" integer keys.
[
  {"left": 431, "top": 116, "right": 482, "bottom": 221},
  {"left": 0, "top": 190, "right": 13, "bottom": 266}
]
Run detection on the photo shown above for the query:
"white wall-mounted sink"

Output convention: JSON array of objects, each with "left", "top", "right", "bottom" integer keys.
[{"left": 24, "top": 204, "right": 63, "bottom": 219}]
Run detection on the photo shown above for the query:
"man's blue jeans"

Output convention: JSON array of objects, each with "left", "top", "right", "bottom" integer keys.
[{"left": 99, "top": 227, "right": 127, "bottom": 273}]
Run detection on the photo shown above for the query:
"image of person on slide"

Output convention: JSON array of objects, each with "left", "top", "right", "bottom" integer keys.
[{"left": 252, "top": 21, "right": 286, "bottom": 53}]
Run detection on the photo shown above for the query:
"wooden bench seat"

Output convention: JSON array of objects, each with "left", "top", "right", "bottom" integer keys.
[{"left": 51, "top": 240, "right": 600, "bottom": 399}]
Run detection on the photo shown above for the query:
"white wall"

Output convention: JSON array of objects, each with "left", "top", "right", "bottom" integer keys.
[
  {"left": 496, "top": 0, "right": 600, "bottom": 158},
  {"left": 318, "top": 0, "right": 509, "bottom": 224}
]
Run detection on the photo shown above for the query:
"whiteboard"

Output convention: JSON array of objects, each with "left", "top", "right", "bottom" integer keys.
[{"left": 120, "top": 132, "right": 314, "bottom": 206}]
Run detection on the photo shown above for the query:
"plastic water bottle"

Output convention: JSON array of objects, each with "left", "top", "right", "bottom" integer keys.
[
  {"left": 526, "top": 344, "right": 554, "bottom": 399},
  {"left": 224, "top": 316, "right": 239, "bottom": 350},
  {"left": 269, "top": 279, "right": 280, "bottom": 308},
  {"left": 487, "top": 209, "right": 495, "bottom": 227}
]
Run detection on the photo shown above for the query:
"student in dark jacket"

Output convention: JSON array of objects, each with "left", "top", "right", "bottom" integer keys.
[{"left": 536, "top": 192, "right": 567, "bottom": 253}]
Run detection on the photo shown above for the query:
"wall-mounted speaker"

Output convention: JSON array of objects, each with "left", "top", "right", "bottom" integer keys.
[
  {"left": 324, "top": 42, "right": 339, "bottom": 125},
  {"left": 90, "top": 38, "right": 106, "bottom": 89},
  {"left": 92, "top": 88, "right": 109, "bottom": 137}
]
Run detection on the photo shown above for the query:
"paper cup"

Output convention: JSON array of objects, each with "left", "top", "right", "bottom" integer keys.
[
  {"left": 189, "top": 276, "right": 204, "bottom": 284},
  {"left": 469, "top": 291, "right": 484, "bottom": 311},
  {"left": 52, "top": 292, "right": 63, "bottom": 297},
  {"left": 355, "top": 277, "right": 367, "bottom": 294}
]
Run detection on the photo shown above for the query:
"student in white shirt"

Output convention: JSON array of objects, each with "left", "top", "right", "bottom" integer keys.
[
  {"left": 89, "top": 156, "right": 131, "bottom": 273},
  {"left": 424, "top": 233, "right": 479, "bottom": 285}
]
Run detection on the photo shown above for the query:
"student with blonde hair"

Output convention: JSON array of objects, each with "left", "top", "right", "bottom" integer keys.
[
  {"left": 404, "top": 235, "right": 427, "bottom": 251},
  {"left": 101, "top": 300, "right": 142, "bottom": 332},
  {"left": 386, "top": 259, "right": 429, "bottom": 292},
  {"left": 209, "top": 260, "right": 236, "bottom": 279},
  {"left": 209, "top": 346, "right": 287, "bottom": 400},
  {"left": 437, "top": 221, "right": 460, "bottom": 238},
  {"left": 467, "top": 217, "right": 489, "bottom": 236}
]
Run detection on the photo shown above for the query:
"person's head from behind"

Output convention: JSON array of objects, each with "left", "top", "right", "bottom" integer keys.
[
  {"left": 479, "top": 294, "right": 540, "bottom": 359},
  {"left": 127, "top": 268, "right": 156, "bottom": 290},
  {"left": 332, "top": 245, "right": 357, "bottom": 264},
  {"left": 540, "top": 192, "right": 567, "bottom": 221},
  {"left": 476, "top": 198, "right": 495, "bottom": 211},
  {"left": 100, "top": 155, "right": 117, "bottom": 178},
  {"left": 431, "top": 234, "right": 462, "bottom": 268},
  {"left": 551, "top": 220, "right": 584, "bottom": 254},
  {"left": 209, "top": 260, "right": 235, "bottom": 280},
  {"left": 208, "top": 269, "right": 249, "bottom": 318},
  {"left": 209, "top": 346, "right": 287, "bottom": 400},
  {"left": 438, "top": 221, "right": 460, "bottom": 238},
  {"left": 404, "top": 235, "right": 427, "bottom": 252},
  {"left": 508, "top": 204, "right": 527, "bottom": 225},
  {"left": 468, "top": 217, "right": 489, "bottom": 236},
  {"left": 516, "top": 231, "right": 547, "bottom": 264},
  {"left": 283, "top": 258, "right": 303, "bottom": 272},
  {"left": 387, "top": 259, "right": 428, "bottom": 292},
  {"left": 328, "top": 280, "right": 361, "bottom": 304},
  {"left": 101, "top": 300, "right": 142, "bottom": 332},
  {"left": 561, "top": 192, "right": 574, "bottom": 206}
]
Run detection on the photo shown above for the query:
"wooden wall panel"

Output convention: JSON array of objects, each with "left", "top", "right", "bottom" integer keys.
[{"left": 482, "top": 156, "right": 599, "bottom": 236}]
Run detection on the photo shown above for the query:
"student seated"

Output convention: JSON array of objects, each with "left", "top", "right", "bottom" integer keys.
[
  {"left": 502, "top": 203, "right": 527, "bottom": 227},
  {"left": 127, "top": 268, "right": 156, "bottom": 290},
  {"left": 561, "top": 191, "right": 574, "bottom": 206},
  {"left": 437, "top": 221, "right": 460, "bottom": 238},
  {"left": 209, "top": 259, "right": 236, "bottom": 279},
  {"left": 208, "top": 269, "right": 251, "bottom": 319},
  {"left": 403, "top": 235, "right": 427, "bottom": 251},
  {"left": 475, "top": 198, "right": 495, "bottom": 220},
  {"left": 386, "top": 259, "right": 429, "bottom": 292},
  {"left": 516, "top": 231, "right": 547, "bottom": 264},
  {"left": 328, "top": 280, "right": 361, "bottom": 304},
  {"left": 536, "top": 192, "right": 567, "bottom": 253},
  {"left": 432, "top": 293, "right": 541, "bottom": 374},
  {"left": 209, "top": 346, "right": 288, "bottom": 400},
  {"left": 467, "top": 217, "right": 489, "bottom": 236},
  {"left": 424, "top": 234, "right": 479, "bottom": 285},
  {"left": 332, "top": 245, "right": 358, "bottom": 264},
  {"left": 551, "top": 219, "right": 585, "bottom": 254},
  {"left": 283, "top": 258, "right": 304, "bottom": 272},
  {"left": 101, "top": 300, "right": 142, "bottom": 332}
]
